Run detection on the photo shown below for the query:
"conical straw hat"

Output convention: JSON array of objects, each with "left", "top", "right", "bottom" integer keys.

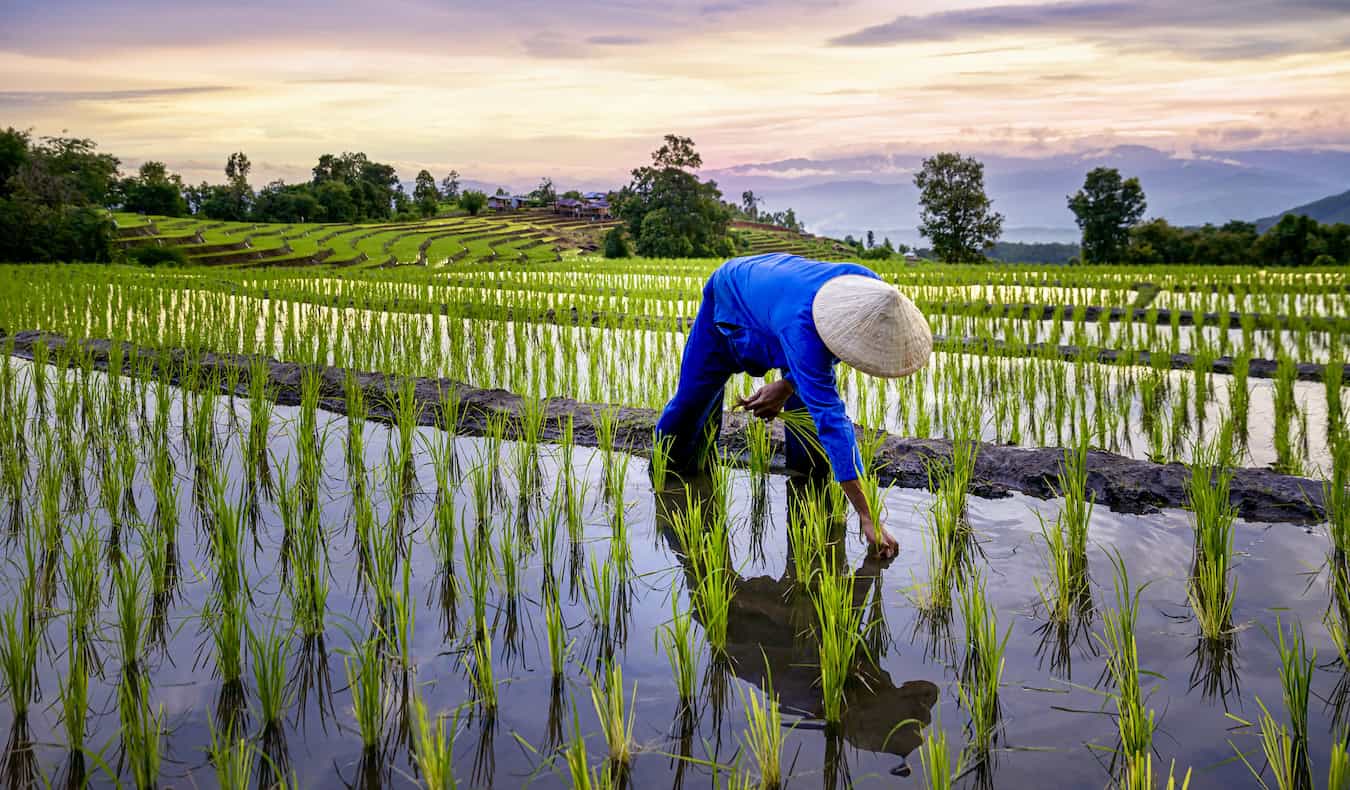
[{"left": 811, "top": 275, "right": 932, "bottom": 378}]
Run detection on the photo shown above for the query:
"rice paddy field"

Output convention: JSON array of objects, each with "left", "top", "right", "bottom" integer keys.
[{"left": 0, "top": 242, "right": 1347, "bottom": 789}]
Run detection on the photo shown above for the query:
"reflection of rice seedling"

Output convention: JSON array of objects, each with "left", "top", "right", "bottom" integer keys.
[
  {"left": 563, "top": 472, "right": 590, "bottom": 546},
  {"left": 739, "top": 670, "right": 785, "bottom": 790},
  {"left": 1186, "top": 423, "right": 1238, "bottom": 642},
  {"left": 811, "top": 568, "right": 865, "bottom": 726},
  {"left": 955, "top": 570, "right": 1008, "bottom": 756},
  {"left": 346, "top": 638, "right": 388, "bottom": 751},
  {"left": 409, "top": 690, "right": 460, "bottom": 790},
  {"left": 589, "top": 660, "right": 637, "bottom": 768}
]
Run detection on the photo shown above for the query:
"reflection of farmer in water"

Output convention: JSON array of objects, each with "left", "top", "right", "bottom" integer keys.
[
  {"left": 654, "top": 475, "right": 940, "bottom": 768},
  {"left": 655, "top": 253, "right": 932, "bottom": 559}
]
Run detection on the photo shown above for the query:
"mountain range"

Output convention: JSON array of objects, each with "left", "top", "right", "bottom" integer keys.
[
  {"left": 1255, "top": 188, "right": 1350, "bottom": 232},
  {"left": 704, "top": 146, "right": 1350, "bottom": 246}
]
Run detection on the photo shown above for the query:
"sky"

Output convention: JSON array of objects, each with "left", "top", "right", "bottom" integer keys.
[{"left": 3, "top": 0, "right": 1349, "bottom": 188}]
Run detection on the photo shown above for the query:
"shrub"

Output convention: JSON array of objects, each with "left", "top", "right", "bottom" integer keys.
[
  {"left": 125, "top": 245, "right": 187, "bottom": 267},
  {"left": 603, "top": 228, "right": 630, "bottom": 258},
  {"left": 1314, "top": 254, "right": 1338, "bottom": 267}
]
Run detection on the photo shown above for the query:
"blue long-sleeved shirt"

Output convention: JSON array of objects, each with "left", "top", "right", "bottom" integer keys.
[{"left": 709, "top": 253, "right": 879, "bottom": 482}]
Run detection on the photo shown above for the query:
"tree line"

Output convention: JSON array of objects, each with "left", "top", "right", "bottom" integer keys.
[{"left": 911, "top": 151, "right": 1350, "bottom": 266}]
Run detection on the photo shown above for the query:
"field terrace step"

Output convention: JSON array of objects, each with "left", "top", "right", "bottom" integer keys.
[{"left": 0, "top": 329, "right": 1327, "bottom": 525}]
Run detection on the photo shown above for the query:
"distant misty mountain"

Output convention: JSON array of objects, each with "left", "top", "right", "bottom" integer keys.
[
  {"left": 1255, "top": 188, "right": 1350, "bottom": 232},
  {"left": 706, "top": 145, "right": 1350, "bottom": 245}
]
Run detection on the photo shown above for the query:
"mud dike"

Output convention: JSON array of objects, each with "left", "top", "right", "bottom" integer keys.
[{"left": 4, "top": 329, "right": 1328, "bottom": 525}]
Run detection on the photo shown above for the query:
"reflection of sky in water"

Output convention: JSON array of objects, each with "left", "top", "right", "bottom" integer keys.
[{"left": 0, "top": 359, "right": 1342, "bottom": 788}]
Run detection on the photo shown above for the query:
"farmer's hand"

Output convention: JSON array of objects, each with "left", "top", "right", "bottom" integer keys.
[
  {"left": 861, "top": 516, "right": 899, "bottom": 559},
  {"left": 737, "top": 379, "right": 794, "bottom": 420}
]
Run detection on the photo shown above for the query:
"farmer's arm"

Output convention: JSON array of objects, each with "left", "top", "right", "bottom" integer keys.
[{"left": 781, "top": 326, "right": 899, "bottom": 557}]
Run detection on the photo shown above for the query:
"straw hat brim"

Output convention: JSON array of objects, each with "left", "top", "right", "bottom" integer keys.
[{"left": 811, "top": 275, "right": 932, "bottom": 378}]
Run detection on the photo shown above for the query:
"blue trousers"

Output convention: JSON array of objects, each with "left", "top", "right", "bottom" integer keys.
[{"left": 655, "top": 282, "right": 828, "bottom": 478}]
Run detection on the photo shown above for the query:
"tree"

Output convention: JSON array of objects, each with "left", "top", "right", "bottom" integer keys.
[
  {"left": 530, "top": 177, "right": 556, "bottom": 206},
  {"left": 0, "top": 128, "right": 31, "bottom": 200},
  {"left": 1067, "top": 167, "right": 1147, "bottom": 264},
  {"left": 413, "top": 169, "right": 440, "bottom": 218},
  {"left": 440, "top": 170, "right": 460, "bottom": 201},
  {"left": 311, "top": 152, "right": 400, "bottom": 220},
  {"left": 913, "top": 152, "right": 1003, "bottom": 262},
  {"left": 615, "top": 135, "right": 733, "bottom": 259},
  {"left": 460, "top": 190, "right": 487, "bottom": 216},
  {"left": 741, "top": 190, "right": 760, "bottom": 219},
  {"left": 119, "top": 160, "right": 188, "bottom": 217},
  {"left": 215, "top": 151, "right": 253, "bottom": 220}
]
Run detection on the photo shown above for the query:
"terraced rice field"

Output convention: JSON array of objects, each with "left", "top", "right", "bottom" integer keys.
[{"left": 0, "top": 252, "right": 1347, "bottom": 788}]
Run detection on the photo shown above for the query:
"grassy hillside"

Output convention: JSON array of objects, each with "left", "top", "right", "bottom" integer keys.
[
  {"left": 1255, "top": 188, "right": 1350, "bottom": 232},
  {"left": 109, "top": 211, "right": 857, "bottom": 268},
  {"left": 110, "top": 209, "right": 621, "bottom": 268}
]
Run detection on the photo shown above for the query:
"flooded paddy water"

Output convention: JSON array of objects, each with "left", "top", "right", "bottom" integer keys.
[{"left": 0, "top": 356, "right": 1344, "bottom": 789}]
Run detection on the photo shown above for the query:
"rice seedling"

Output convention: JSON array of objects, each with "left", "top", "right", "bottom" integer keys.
[
  {"left": 916, "top": 707, "right": 963, "bottom": 790},
  {"left": 588, "top": 659, "right": 637, "bottom": 768},
  {"left": 738, "top": 670, "right": 785, "bottom": 790},
  {"left": 955, "top": 569, "right": 1009, "bottom": 756},
  {"left": 650, "top": 432, "right": 673, "bottom": 490},
  {"left": 114, "top": 556, "right": 150, "bottom": 677},
  {"left": 1095, "top": 551, "right": 1155, "bottom": 789},
  {"left": 670, "top": 489, "right": 736, "bottom": 654},
  {"left": 118, "top": 670, "right": 164, "bottom": 790},
  {"left": 1186, "top": 422, "right": 1238, "bottom": 642},
  {"left": 811, "top": 567, "right": 866, "bottom": 727},
  {"left": 63, "top": 523, "right": 101, "bottom": 666},
  {"left": 208, "top": 716, "right": 255, "bottom": 790},
  {"left": 561, "top": 704, "right": 613, "bottom": 790},
  {"left": 1035, "top": 432, "right": 1095, "bottom": 625},
  {"left": 409, "top": 689, "right": 461, "bottom": 790},
  {"left": 744, "top": 417, "right": 772, "bottom": 476},
  {"left": 0, "top": 595, "right": 38, "bottom": 718},
  {"left": 1328, "top": 430, "right": 1350, "bottom": 561},
  {"left": 659, "top": 598, "right": 698, "bottom": 705},
  {"left": 544, "top": 585, "right": 571, "bottom": 678},
  {"left": 248, "top": 617, "right": 295, "bottom": 732},
  {"left": 346, "top": 637, "right": 388, "bottom": 751},
  {"left": 464, "top": 627, "right": 498, "bottom": 713},
  {"left": 60, "top": 634, "right": 89, "bottom": 755},
  {"left": 1273, "top": 355, "right": 1301, "bottom": 475}
]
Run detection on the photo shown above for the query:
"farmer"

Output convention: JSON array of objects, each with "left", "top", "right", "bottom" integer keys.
[{"left": 655, "top": 252, "right": 932, "bottom": 558}]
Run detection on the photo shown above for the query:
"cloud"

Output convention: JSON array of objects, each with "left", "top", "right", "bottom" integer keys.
[
  {"left": 0, "top": 86, "right": 232, "bottom": 107},
  {"left": 828, "top": 0, "right": 1350, "bottom": 60},
  {"left": 585, "top": 34, "right": 647, "bottom": 46}
]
